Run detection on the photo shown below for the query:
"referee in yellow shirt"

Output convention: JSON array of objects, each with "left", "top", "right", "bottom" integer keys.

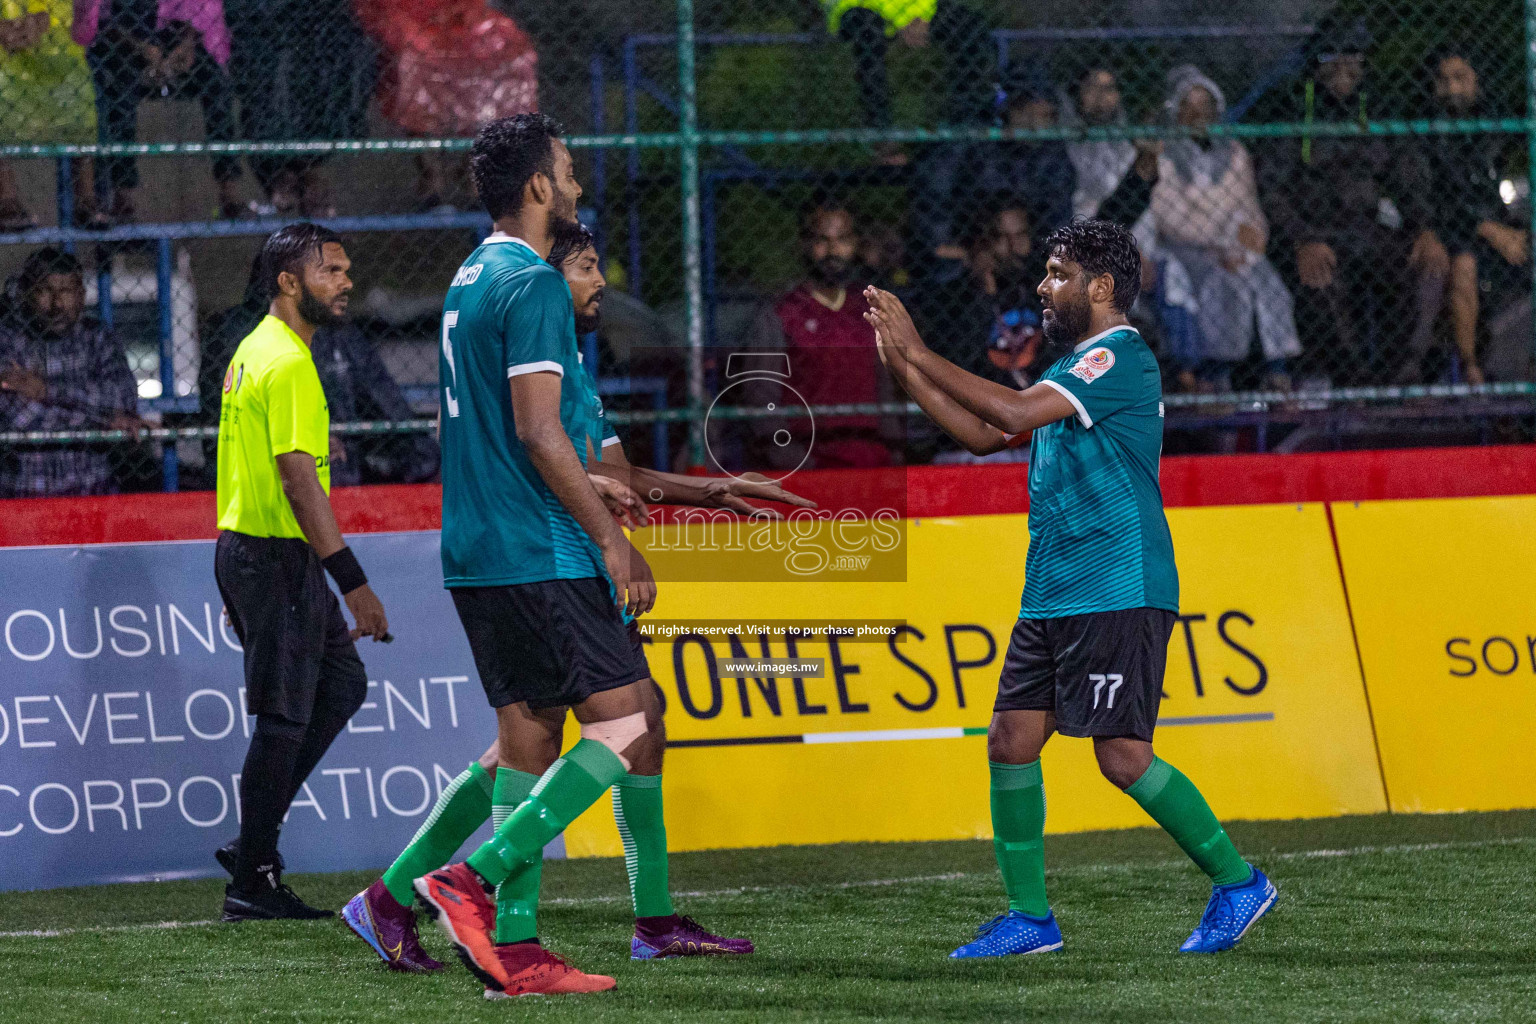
[{"left": 214, "top": 223, "right": 390, "bottom": 922}]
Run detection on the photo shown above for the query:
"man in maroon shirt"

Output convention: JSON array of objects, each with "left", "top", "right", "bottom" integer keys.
[{"left": 741, "top": 200, "right": 900, "bottom": 469}]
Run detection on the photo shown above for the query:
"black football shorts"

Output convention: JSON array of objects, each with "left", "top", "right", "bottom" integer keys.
[
  {"left": 994, "top": 607, "right": 1177, "bottom": 742},
  {"left": 451, "top": 577, "right": 651, "bottom": 710}
]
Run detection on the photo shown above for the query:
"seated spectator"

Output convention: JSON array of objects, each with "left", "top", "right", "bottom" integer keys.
[
  {"left": 740, "top": 200, "right": 899, "bottom": 469},
  {"left": 1423, "top": 48, "right": 1524, "bottom": 385},
  {"left": 310, "top": 326, "right": 439, "bottom": 486},
  {"left": 201, "top": 250, "right": 438, "bottom": 486},
  {"left": 73, "top": 0, "right": 242, "bottom": 222},
  {"left": 1254, "top": 20, "right": 1447, "bottom": 386},
  {"left": 0, "top": 0, "right": 100, "bottom": 228},
  {"left": 1064, "top": 65, "right": 1163, "bottom": 225},
  {"left": 1063, "top": 63, "right": 1200, "bottom": 382},
  {"left": 909, "top": 200, "right": 1045, "bottom": 391},
  {"left": 1151, "top": 65, "right": 1301, "bottom": 391},
  {"left": 917, "top": 63, "right": 1073, "bottom": 276},
  {"left": 0, "top": 247, "right": 143, "bottom": 496}
]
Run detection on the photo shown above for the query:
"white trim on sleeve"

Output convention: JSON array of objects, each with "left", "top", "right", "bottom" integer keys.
[
  {"left": 507, "top": 360, "right": 565, "bottom": 379},
  {"left": 601, "top": 435, "right": 623, "bottom": 447},
  {"left": 1040, "top": 378, "right": 1093, "bottom": 429}
]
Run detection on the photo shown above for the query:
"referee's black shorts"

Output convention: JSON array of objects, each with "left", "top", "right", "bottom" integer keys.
[
  {"left": 994, "top": 607, "right": 1177, "bottom": 742},
  {"left": 451, "top": 577, "right": 651, "bottom": 711},
  {"left": 215, "top": 531, "right": 367, "bottom": 724}
]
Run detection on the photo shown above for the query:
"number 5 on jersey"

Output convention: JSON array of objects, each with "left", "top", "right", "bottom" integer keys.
[
  {"left": 1090, "top": 673, "right": 1124, "bottom": 709},
  {"left": 442, "top": 310, "right": 460, "bottom": 418}
]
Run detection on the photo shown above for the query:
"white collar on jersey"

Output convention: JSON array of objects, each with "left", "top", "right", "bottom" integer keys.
[
  {"left": 482, "top": 232, "right": 539, "bottom": 256},
  {"left": 1074, "top": 323, "right": 1140, "bottom": 353}
]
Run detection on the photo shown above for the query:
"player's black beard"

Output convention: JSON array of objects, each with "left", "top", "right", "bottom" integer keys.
[
  {"left": 551, "top": 189, "right": 581, "bottom": 238},
  {"left": 1041, "top": 298, "right": 1090, "bottom": 354},
  {"left": 297, "top": 283, "right": 345, "bottom": 327},
  {"left": 575, "top": 310, "right": 600, "bottom": 335}
]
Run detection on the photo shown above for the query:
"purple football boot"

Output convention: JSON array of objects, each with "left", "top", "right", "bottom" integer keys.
[
  {"left": 342, "top": 879, "right": 445, "bottom": 973},
  {"left": 631, "top": 914, "right": 755, "bottom": 959}
]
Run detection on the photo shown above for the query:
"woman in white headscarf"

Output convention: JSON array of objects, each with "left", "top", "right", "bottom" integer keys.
[{"left": 1151, "top": 64, "right": 1302, "bottom": 390}]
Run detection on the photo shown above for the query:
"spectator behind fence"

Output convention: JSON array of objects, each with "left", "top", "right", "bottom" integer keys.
[
  {"left": 1254, "top": 19, "right": 1448, "bottom": 387},
  {"left": 825, "top": 0, "right": 994, "bottom": 147},
  {"left": 73, "top": 0, "right": 242, "bottom": 222},
  {"left": 741, "top": 200, "right": 899, "bottom": 469},
  {"left": 0, "top": 0, "right": 101, "bottom": 229},
  {"left": 1151, "top": 65, "right": 1301, "bottom": 391},
  {"left": 919, "top": 63, "right": 1072, "bottom": 273},
  {"left": 224, "top": 0, "right": 372, "bottom": 217},
  {"left": 0, "top": 247, "right": 144, "bottom": 496},
  {"left": 202, "top": 251, "right": 438, "bottom": 487},
  {"left": 1062, "top": 64, "right": 1201, "bottom": 381},
  {"left": 909, "top": 201, "right": 1044, "bottom": 392},
  {"left": 1424, "top": 48, "right": 1531, "bottom": 384}
]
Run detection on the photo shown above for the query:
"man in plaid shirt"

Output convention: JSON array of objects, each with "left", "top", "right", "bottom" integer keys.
[{"left": 0, "top": 248, "right": 143, "bottom": 497}]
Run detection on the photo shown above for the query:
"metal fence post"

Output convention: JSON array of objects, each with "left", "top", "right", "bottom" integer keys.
[
  {"left": 1527, "top": 0, "right": 1536, "bottom": 374},
  {"left": 677, "top": 0, "right": 706, "bottom": 467}
]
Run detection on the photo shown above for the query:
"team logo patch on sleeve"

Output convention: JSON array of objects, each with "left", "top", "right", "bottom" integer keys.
[{"left": 1068, "top": 347, "right": 1115, "bottom": 382}]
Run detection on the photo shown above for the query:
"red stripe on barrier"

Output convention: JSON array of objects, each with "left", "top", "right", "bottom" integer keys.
[{"left": 3, "top": 445, "right": 1535, "bottom": 548}]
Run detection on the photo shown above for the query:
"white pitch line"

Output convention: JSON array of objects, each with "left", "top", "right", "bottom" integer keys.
[
  {"left": 2, "top": 835, "right": 1530, "bottom": 940},
  {"left": 0, "top": 918, "right": 220, "bottom": 939}
]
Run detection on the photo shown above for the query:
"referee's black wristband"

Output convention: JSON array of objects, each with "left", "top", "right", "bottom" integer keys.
[{"left": 322, "top": 546, "right": 368, "bottom": 595}]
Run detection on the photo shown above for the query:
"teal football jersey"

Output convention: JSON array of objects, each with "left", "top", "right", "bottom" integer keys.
[
  {"left": 1021, "top": 326, "right": 1179, "bottom": 618},
  {"left": 438, "top": 234, "right": 606, "bottom": 587}
]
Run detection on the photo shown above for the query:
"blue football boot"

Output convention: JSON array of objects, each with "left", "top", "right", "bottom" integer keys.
[
  {"left": 1179, "top": 865, "right": 1278, "bottom": 953},
  {"left": 949, "top": 910, "right": 1063, "bottom": 959}
]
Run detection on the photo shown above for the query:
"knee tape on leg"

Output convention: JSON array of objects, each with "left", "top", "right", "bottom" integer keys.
[{"left": 580, "top": 711, "right": 647, "bottom": 770}]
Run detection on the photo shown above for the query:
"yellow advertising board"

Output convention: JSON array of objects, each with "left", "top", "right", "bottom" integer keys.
[
  {"left": 1332, "top": 496, "right": 1536, "bottom": 813},
  {"left": 563, "top": 503, "right": 1386, "bottom": 858}
]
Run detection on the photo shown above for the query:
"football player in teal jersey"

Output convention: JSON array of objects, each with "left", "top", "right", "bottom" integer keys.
[
  {"left": 864, "top": 218, "right": 1277, "bottom": 958},
  {"left": 344, "top": 119, "right": 810, "bottom": 995}
]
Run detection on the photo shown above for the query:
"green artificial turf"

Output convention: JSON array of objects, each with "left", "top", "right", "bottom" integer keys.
[{"left": 3, "top": 810, "right": 1534, "bottom": 1023}]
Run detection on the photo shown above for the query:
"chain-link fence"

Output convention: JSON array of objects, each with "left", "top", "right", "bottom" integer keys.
[{"left": 0, "top": 0, "right": 1532, "bottom": 494}]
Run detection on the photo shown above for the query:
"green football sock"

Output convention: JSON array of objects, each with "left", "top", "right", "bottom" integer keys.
[
  {"left": 380, "top": 761, "right": 494, "bottom": 906},
  {"left": 1125, "top": 757, "right": 1252, "bottom": 887},
  {"left": 467, "top": 739, "right": 627, "bottom": 888},
  {"left": 990, "top": 760, "right": 1050, "bottom": 918},
  {"left": 613, "top": 774, "right": 675, "bottom": 919},
  {"left": 491, "top": 768, "right": 543, "bottom": 943}
]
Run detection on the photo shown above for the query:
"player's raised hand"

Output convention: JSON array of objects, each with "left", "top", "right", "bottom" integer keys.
[
  {"left": 862, "top": 287, "right": 925, "bottom": 357},
  {"left": 589, "top": 472, "right": 651, "bottom": 529},
  {"left": 602, "top": 536, "right": 657, "bottom": 617}
]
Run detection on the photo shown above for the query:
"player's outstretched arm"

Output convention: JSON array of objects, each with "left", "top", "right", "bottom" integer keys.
[
  {"left": 864, "top": 286, "right": 1075, "bottom": 436},
  {"left": 511, "top": 371, "right": 656, "bottom": 616},
  {"left": 588, "top": 470, "right": 650, "bottom": 529},
  {"left": 874, "top": 331, "right": 1012, "bottom": 456},
  {"left": 591, "top": 440, "right": 817, "bottom": 518}
]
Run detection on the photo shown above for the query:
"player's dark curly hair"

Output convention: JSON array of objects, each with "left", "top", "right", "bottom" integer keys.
[
  {"left": 257, "top": 222, "right": 343, "bottom": 299},
  {"left": 547, "top": 219, "right": 595, "bottom": 269},
  {"left": 1043, "top": 217, "right": 1142, "bottom": 313},
  {"left": 472, "top": 113, "right": 566, "bottom": 220}
]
